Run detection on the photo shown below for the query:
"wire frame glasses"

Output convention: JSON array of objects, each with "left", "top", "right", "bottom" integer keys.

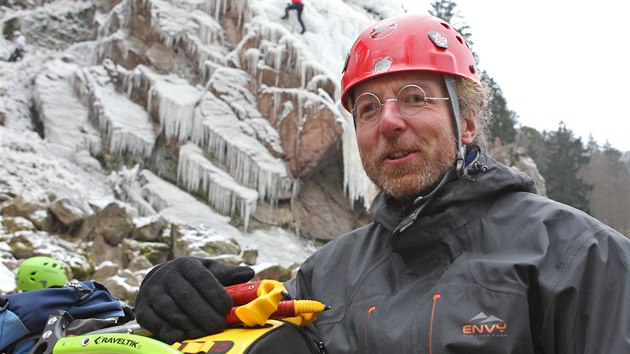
[{"left": 351, "top": 84, "right": 450, "bottom": 125}]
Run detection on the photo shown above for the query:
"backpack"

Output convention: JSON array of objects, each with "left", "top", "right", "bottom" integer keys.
[{"left": 0, "top": 281, "right": 128, "bottom": 354}]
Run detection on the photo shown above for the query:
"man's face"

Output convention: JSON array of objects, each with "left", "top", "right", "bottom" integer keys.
[{"left": 353, "top": 71, "right": 473, "bottom": 201}]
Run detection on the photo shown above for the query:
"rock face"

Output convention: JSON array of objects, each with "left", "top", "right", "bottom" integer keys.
[
  {"left": 487, "top": 140, "right": 547, "bottom": 196},
  {"left": 0, "top": 0, "right": 546, "bottom": 303}
]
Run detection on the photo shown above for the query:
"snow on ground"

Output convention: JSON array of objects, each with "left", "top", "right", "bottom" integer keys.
[{"left": 0, "top": 126, "right": 114, "bottom": 209}]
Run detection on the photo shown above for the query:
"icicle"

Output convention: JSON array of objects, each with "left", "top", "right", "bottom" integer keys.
[
  {"left": 191, "top": 103, "right": 206, "bottom": 146},
  {"left": 194, "top": 12, "right": 224, "bottom": 45},
  {"left": 71, "top": 69, "right": 88, "bottom": 106},
  {"left": 147, "top": 86, "right": 154, "bottom": 115},
  {"left": 177, "top": 143, "right": 258, "bottom": 229},
  {"left": 272, "top": 90, "right": 283, "bottom": 123},
  {"left": 195, "top": 95, "right": 292, "bottom": 203},
  {"left": 244, "top": 48, "right": 260, "bottom": 77},
  {"left": 148, "top": 79, "right": 200, "bottom": 142},
  {"left": 213, "top": 0, "right": 223, "bottom": 19},
  {"left": 300, "top": 61, "right": 309, "bottom": 89},
  {"left": 340, "top": 104, "right": 375, "bottom": 209}
]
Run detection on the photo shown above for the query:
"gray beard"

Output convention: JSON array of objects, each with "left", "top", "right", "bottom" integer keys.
[{"left": 361, "top": 136, "right": 457, "bottom": 202}]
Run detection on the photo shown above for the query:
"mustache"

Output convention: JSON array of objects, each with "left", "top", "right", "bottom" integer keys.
[
  {"left": 375, "top": 138, "right": 422, "bottom": 159},
  {"left": 373, "top": 134, "right": 458, "bottom": 162}
]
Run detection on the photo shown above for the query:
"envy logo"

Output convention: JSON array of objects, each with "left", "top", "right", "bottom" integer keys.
[{"left": 461, "top": 312, "right": 508, "bottom": 337}]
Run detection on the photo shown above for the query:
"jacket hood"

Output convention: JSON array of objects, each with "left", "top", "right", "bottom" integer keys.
[{"left": 368, "top": 149, "right": 538, "bottom": 231}]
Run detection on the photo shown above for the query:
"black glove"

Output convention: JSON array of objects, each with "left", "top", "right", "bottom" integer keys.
[{"left": 135, "top": 257, "right": 255, "bottom": 344}]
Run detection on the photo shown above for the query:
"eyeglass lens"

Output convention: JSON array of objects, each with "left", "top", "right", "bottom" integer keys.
[{"left": 353, "top": 85, "right": 432, "bottom": 124}]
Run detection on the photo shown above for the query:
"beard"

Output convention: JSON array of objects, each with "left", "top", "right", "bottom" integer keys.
[{"left": 360, "top": 132, "right": 456, "bottom": 202}]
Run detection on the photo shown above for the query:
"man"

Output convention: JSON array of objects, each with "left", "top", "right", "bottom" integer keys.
[
  {"left": 281, "top": 0, "right": 306, "bottom": 34},
  {"left": 8, "top": 30, "right": 26, "bottom": 62},
  {"left": 135, "top": 14, "right": 630, "bottom": 353}
]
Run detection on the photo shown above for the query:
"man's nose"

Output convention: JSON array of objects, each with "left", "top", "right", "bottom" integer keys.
[
  {"left": 381, "top": 99, "right": 401, "bottom": 116},
  {"left": 379, "top": 99, "right": 406, "bottom": 133}
]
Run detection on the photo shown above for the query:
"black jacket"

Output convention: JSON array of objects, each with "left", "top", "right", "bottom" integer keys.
[{"left": 286, "top": 150, "right": 630, "bottom": 353}]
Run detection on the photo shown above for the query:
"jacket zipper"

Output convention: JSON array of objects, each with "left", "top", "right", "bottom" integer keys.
[
  {"left": 279, "top": 319, "right": 327, "bottom": 353},
  {"left": 429, "top": 293, "right": 441, "bottom": 354},
  {"left": 365, "top": 306, "right": 376, "bottom": 353}
]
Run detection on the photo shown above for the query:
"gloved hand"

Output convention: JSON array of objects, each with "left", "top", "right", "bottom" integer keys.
[{"left": 135, "top": 257, "right": 255, "bottom": 344}]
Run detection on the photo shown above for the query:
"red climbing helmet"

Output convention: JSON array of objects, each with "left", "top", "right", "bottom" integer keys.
[{"left": 341, "top": 13, "right": 480, "bottom": 111}]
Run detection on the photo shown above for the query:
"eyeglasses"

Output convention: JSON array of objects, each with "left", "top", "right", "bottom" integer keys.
[{"left": 351, "top": 84, "right": 450, "bottom": 125}]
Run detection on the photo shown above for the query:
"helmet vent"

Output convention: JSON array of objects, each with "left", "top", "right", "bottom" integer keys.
[
  {"left": 456, "top": 36, "right": 464, "bottom": 44},
  {"left": 440, "top": 22, "right": 451, "bottom": 30}
]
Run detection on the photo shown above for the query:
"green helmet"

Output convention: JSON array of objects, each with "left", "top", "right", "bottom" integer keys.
[{"left": 16, "top": 256, "right": 69, "bottom": 291}]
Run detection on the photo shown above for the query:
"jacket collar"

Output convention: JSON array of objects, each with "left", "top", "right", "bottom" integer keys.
[{"left": 369, "top": 148, "right": 537, "bottom": 233}]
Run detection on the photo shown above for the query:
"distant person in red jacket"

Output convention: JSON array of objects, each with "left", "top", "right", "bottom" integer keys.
[{"left": 281, "top": 0, "right": 306, "bottom": 34}]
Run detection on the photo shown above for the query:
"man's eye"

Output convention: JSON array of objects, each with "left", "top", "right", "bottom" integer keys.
[
  {"left": 401, "top": 93, "right": 425, "bottom": 105},
  {"left": 357, "top": 101, "right": 379, "bottom": 116}
]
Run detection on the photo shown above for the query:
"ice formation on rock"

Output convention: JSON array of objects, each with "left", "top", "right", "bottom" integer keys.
[
  {"left": 192, "top": 92, "right": 292, "bottom": 204},
  {"left": 178, "top": 143, "right": 258, "bottom": 230}
]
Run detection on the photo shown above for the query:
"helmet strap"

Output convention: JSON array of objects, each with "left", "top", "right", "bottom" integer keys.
[
  {"left": 394, "top": 76, "right": 469, "bottom": 222},
  {"left": 443, "top": 75, "right": 467, "bottom": 179}
]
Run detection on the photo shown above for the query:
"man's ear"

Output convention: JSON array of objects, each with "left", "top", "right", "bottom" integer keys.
[{"left": 461, "top": 115, "right": 477, "bottom": 145}]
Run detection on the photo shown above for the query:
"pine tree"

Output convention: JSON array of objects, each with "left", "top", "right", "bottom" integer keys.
[
  {"left": 483, "top": 73, "right": 518, "bottom": 144},
  {"left": 539, "top": 122, "right": 592, "bottom": 213},
  {"left": 519, "top": 126, "right": 545, "bottom": 163},
  {"left": 580, "top": 140, "right": 630, "bottom": 234},
  {"left": 586, "top": 134, "right": 599, "bottom": 154}
]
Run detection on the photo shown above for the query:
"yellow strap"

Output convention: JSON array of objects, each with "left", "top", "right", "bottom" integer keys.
[{"left": 174, "top": 340, "right": 215, "bottom": 353}]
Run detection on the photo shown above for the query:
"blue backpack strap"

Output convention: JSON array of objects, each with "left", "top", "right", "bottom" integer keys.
[{"left": 0, "top": 299, "right": 30, "bottom": 351}]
